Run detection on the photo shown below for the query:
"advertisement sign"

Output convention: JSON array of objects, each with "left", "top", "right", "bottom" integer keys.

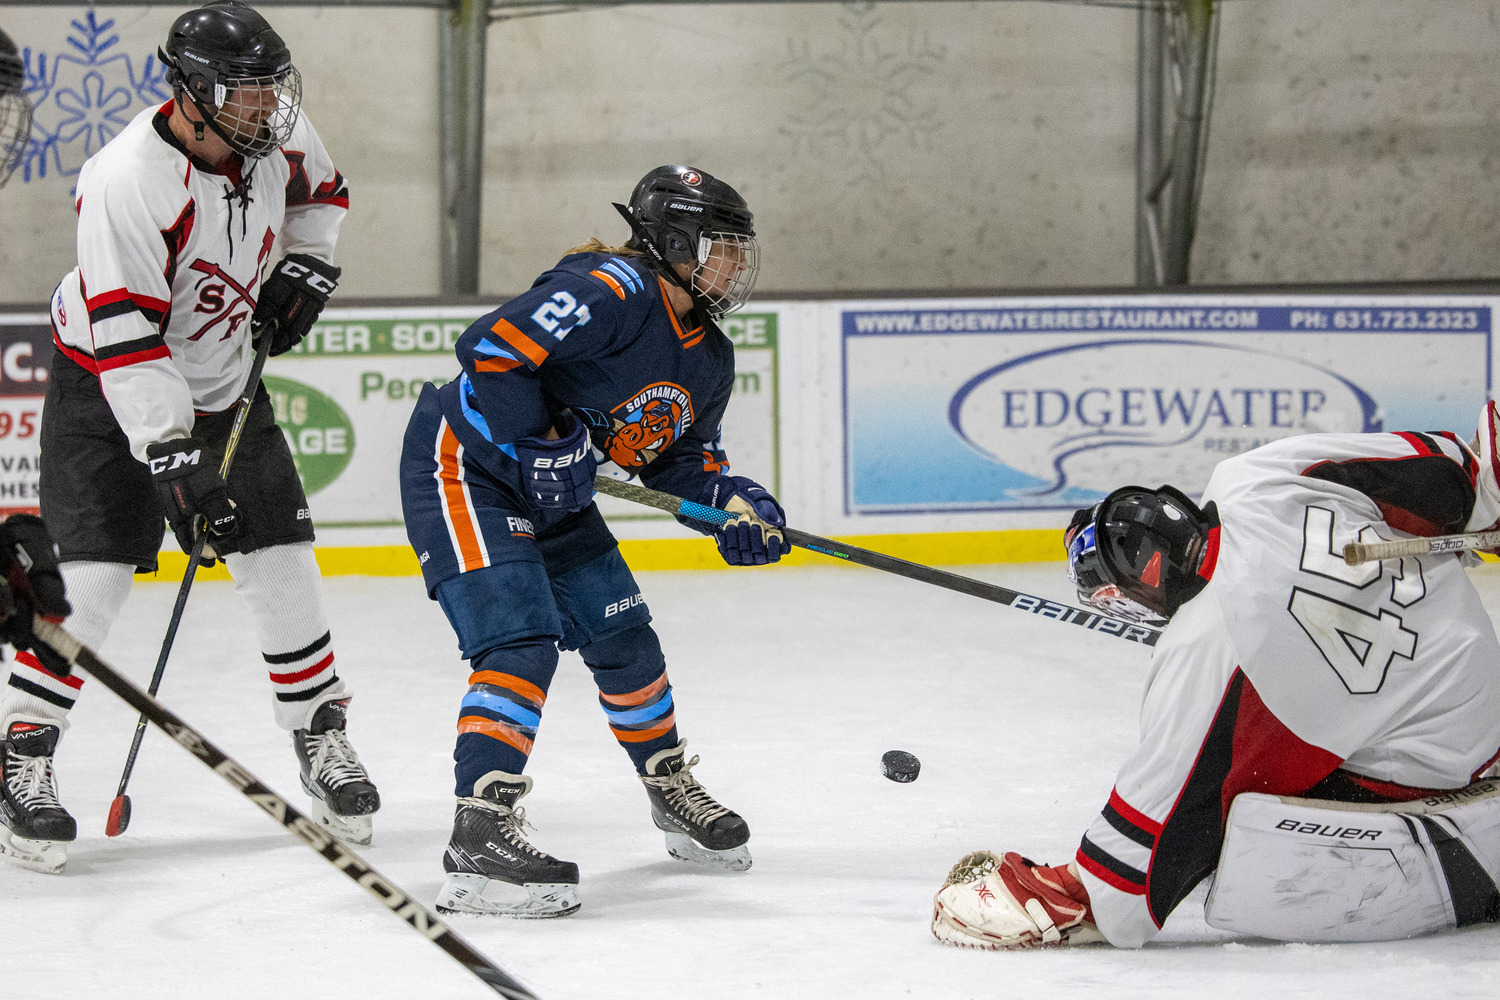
[
  {"left": 0, "top": 318, "right": 52, "bottom": 515},
  {"left": 842, "top": 297, "right": 1492, "bottom": 514}
]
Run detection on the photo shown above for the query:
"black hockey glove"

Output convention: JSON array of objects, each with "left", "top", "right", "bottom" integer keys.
[
  {"left": 146, "top": 437, "right": 239, "bottom": 566},
  {"left": 253, "top": 253, "right": 341, "bottom": 356},
  {"left": 698, "top": 475, "right": 786, "bottom": 566},
  {"left": 0, "top": 514, "right": 73, "bottom": 677},
  {"left": 514, "top": 416, "right": 598, "bottom": 512}
]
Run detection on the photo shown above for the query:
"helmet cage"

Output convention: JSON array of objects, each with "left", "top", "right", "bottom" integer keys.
[
  {"left": 1065, "top": 485, "right": 1211, "bottom": 626},
  {"left": 692, "top": 230, "right": 760, "bottom": 318},
  {"left": 0, "top": 32, "right": 29, "bottom": 188}
]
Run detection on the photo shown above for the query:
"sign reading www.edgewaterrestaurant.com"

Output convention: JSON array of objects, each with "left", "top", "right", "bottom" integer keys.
[{"left": 841, "top": 296, "right": 1491, "bottom": 514}]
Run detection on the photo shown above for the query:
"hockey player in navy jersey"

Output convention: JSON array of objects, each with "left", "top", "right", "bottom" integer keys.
[
  {"left": 1, "top": 2, "right": 378, "bottom": 873},
  {"left": 932, "top": 415, "right": 1500, "bottom": 949},
  {"left": 400, "top": 165, "right": 782, "bottom": 917}
]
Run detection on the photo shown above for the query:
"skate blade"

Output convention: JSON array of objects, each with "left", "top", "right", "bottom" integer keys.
[
  {"left": 306, "top": 797, "right": 373, "bottom": 847},
  {"left": 0, "top": 827, "right": 67, "bottom": 874},
  {"left": 434, "top": 872, "right": 580, "bottom": 918},
  {"left": 663, "top": 830, "right": 751, "bottom": 872}
]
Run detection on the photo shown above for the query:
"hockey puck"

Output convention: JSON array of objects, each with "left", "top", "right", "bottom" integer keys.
[{"left": 881, "top": 749, "right": 921, "bottom": 783}]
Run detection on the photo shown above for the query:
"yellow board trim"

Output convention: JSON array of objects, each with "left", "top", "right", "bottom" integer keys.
[{"left": 145, "top": 530, "right": 1063, "bottom": 582}]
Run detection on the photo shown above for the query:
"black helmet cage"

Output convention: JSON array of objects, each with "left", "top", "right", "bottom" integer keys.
[
  {"left": 0, "top": 29, "right": 31, "bottom": 188},
  {"left": 160, "top": 2, "right": 301, "bottom": 159},
  {"left": 626, "top": 165, "right": 759, "bottom": 318},
  {"left": 1066, "top": 485, "right": 1212, "bottom": 625}
]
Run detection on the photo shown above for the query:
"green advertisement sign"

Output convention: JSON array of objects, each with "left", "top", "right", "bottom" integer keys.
[{"left": 264, "top": 375, "right": 356, "bottom": 495}]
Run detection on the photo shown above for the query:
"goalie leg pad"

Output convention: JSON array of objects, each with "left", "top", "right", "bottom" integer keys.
[
  {"left": 932, "top": 850, "right": 1105, "bottom": 950},
  {"left": 1206, "top": 782, "right": 1500, "bottom": 942}
]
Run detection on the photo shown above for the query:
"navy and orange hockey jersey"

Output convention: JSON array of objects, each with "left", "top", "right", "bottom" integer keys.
[{"left": 435, "top": 250, "right": 736, "bottom": 502}]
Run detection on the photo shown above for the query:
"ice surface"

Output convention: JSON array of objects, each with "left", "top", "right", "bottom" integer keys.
[{"left": 9, "top": 561, "right": 1500, "bottom": 998}]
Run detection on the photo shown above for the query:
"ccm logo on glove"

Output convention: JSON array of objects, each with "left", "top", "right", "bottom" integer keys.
[
  {"left": 254, "top": 253, "right": 342, "bottom": 357},
  {"left": 147, "top": 447, "right": 202, "bottom": 475}
]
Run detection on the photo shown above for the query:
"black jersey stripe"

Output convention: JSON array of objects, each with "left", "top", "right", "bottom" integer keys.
[
  {"left": 95, "top": 333, "right": 168, "bottom": 361},
  {"left": 1103, "top": 801, "right": 1158, "bottom": 849},
  {"left": 1079, "top": 835, "right": 1147, "bottom": 888}
]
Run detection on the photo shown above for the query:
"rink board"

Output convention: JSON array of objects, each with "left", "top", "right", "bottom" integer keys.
[{"left": 2, "top": 290, "right": 1492, "bottom": 574}]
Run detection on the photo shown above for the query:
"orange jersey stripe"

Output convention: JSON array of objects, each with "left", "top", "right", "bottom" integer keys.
[
  {"left": 468, "top": 670, "right": 547, "bottom": 706},
  {"left": 599, "top": 672, "right": 670, "bottom": 707},
  {"left": 591, "top": 269, "right": 626, "bottom": 299},
  {"left": 611, "top": 717, "right": 677, "bottom": 743},
  {"left": 437, "top": 423, "right": 488, "bottom": 573},
  {"left": 475, "top": 355, "right": 524, "bottom": 373},
  {"left": 457, "top": 716, "right": 535, "bottom": 755},
  {"left": 490, "top": 317, "right": 550, "bottom": 367}
]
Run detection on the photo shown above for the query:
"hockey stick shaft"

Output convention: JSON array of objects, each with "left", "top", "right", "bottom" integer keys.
[
  {"left": 1343, "top": 529, "right": 1500, "bottom": 565},
  {"left": 109, "top": 332, "right": 276, "bottom": 835},
  {"left": 33, "top": 619, "right": 540, "bottom": 1000},
  {"left": 591, "top": 477, "right": 1162, "bottom": 647}
]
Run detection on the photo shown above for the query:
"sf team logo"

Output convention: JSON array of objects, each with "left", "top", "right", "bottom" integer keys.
[
  {"left": 187, "top": 227, "right": 277, "bottom": 342},
  {"left": 605, "top": 382, "right": 694, "bottom": 470}
]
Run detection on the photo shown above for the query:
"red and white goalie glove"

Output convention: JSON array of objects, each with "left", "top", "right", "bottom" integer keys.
[
  {"left": 931, "top": 850, "right": 1104, "bottom": 950},
  {"left": 1469, "top": 399, "right": 1500, "bottom": 543}
]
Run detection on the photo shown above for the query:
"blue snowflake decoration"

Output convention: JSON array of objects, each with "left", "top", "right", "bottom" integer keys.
[{"left": 17, "top": 11, "right": 170, "bottom": 185}]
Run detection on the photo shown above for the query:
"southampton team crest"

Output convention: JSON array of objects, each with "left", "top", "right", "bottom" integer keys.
[{"left": 604, "top": 383, "right": 694, "bottom": 470}]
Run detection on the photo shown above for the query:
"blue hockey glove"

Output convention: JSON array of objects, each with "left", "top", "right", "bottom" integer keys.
[
  {"left": 701, "top": 476, "right": 786, "bottom": 566},
  {"left": 514, "top": 416, "right": 598, "bottom": 511}
]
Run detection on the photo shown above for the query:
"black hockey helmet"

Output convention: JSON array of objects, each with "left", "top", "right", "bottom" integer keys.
[
  {"left": 1064, "top": 485, "right": 1216, "bottom": 625},
  {"left": 0, "top": 27, "right": 32, "bottom": 188},
  {"left": 159, "top": 1, "right": 301, "bottom": 158},
  {"left": 624, "top": 165, "right": 759, "bottom": 318}
]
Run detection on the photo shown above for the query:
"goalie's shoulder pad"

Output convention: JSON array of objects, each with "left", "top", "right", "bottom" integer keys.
[{"left": 932, "top": 850, "right": 1105, "bottom": 950}]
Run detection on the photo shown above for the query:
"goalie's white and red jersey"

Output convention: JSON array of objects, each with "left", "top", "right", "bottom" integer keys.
[
  {"left": 49, "top": 101, "right": 346, "bottom": 460},
  {"left": 1076, "top": 430, "right": 1500, "bottom": 947}
]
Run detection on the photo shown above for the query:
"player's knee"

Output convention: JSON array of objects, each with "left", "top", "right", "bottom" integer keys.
[{"left": 579, "top": 622, "right": 664, "bottom": 675}]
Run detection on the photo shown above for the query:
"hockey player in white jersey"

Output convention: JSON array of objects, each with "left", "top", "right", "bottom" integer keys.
[
  {"left": 933, "top": 410, "right": 1500, "bottom": 949},
  {"left": 0, "top": 2, "right": 378, "bottom": 873}
]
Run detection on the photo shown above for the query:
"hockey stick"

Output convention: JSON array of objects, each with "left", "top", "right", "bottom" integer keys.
[
  {"left": 591, "top": 477, "right": 1163, "bottom": 647},
  {"left": 32, "top": 619, "right": 541, "bottom": 1000},
  {"left": 107, "top": 330, "right": 276, "bottom": 837},
  {"left": 1343, "top": 529, "right": 1500, "bottom": 565}
]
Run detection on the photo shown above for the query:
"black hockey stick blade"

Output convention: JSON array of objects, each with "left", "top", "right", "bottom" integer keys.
[
  {"left": 29, "top": 622, "right": 543, "bottom": 1000},
  {"left": 107, "top": 330, "right": 276, "bottom": 837},
  {"left": 591, "top": 476, "right": 1162, "bottom": 647}
]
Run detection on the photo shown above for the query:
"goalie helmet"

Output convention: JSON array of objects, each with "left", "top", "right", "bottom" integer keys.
[
  {"left": 1064, "top": 485, "right": 1215, "bottom": 626},
  {"left": 1, "top": 26, "right": 31, "bottom": 189},
  {"left": 160, "top": 1, "right": 301, "bottom": 159},
  {"left": 626, "top": 165, "right": 759, "bottom": 319}
]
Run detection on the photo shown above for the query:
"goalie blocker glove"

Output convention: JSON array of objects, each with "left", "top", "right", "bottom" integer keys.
[
  {"left": 146, "top": 437, "right": 238, "bottom": 565},
  {"left": 0, "top": 515, "right": 72, "bottom": 677},
  {"left": 253, "top": 252, "right": 341, "bottom": 356},
  {"left": 696, "top": 475, "right": 785, "bottom": 566},
  {"left": 514, "top": 415, "right": 598, "bottom": 512}
]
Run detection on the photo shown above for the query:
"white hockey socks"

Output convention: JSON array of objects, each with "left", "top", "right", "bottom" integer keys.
[
  {"left": 225, "top": 543, "right": 348, "bottom": 731},
  {"left": 1, "top": 560, "right": 133, "bottom": 731},
  {"left": 1207, "top": 783, "right": 1500, "bottom": 941}
]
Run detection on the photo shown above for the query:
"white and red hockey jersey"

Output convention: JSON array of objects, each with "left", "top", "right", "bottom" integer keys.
[
  {"left": 50, "top": 101, "right": 346, "bottom": 460},
  {"left": 1073, "top": 430, "right": 1500, "bottom": 947}
]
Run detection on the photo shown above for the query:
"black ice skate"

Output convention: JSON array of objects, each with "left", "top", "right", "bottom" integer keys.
[
  {"left": 641, "top": 740, "right": 751, "bottom": 871},
  {"left": 292, "top": 698, "right": 380, "bottom": 846},
  {"left": 435, "top": 771, "right": 581, "bottom": 918},
  {"left": 0, "top": 720, "right": 76, "bottom": 874}
]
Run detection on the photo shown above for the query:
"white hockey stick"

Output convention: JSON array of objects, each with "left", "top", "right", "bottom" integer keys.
[{"left": 1342, "top": 529, "right": 1500, "bottom": 565}]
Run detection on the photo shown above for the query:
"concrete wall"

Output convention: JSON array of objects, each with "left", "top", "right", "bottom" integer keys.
[{"left": 1, "top": 1, "right": 1497, "bottom": 306}]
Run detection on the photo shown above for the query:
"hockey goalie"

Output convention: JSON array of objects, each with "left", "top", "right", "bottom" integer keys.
[{"left": 933, "top": 404, "right": 1500, "bottom": 949}]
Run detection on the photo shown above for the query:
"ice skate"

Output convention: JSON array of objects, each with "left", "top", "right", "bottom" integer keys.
[
  {"left": 292, "top": 698, "right": 380, "bottom": 846},
  {"left": 640, "top": 740, "right": 750, "bottom": 871},
  {"left": 436, "top": 771, "right": 581, "bottom": 918},
  {"left": 0, "top": 720, "right": 76, "bottom": 874}
]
